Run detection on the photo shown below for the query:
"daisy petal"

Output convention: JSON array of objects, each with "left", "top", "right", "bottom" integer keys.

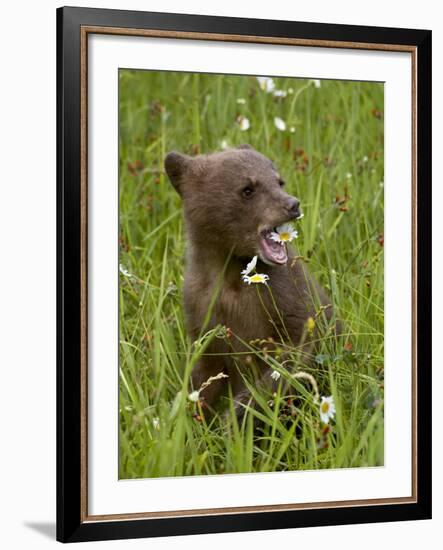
[
  {"left": 274, "top": 116, "right": 286, "bottom": 131},
  {"left": 241, "top": 255, "right": 258, "bottom": 276},
  {"left": 236, "top": 116, "right": 250, "bottom": 131},
  {"left": 188, "top": 390, "right": 200, "bottom": 402},
  {"left": 256, "top": 76, "right": 275, "bottom": 93}
]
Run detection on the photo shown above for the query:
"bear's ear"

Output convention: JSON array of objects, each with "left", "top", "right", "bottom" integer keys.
[
  {"left": 164, "top": 152, "right": 191, "bottom": 194},
  {"left": 237, "top": 143, "right": 254, "bottom": 151}
]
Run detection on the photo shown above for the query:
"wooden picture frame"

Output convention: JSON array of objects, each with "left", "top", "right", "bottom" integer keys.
[{"left": 57, "top": 6, "right": 432, "bottom": 543}]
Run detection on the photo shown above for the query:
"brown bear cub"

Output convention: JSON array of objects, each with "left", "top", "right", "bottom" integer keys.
[{"left": 165, "top": 144, "right": 334, "bottom": 418}]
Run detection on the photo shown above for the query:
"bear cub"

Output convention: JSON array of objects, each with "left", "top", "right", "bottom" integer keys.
[{"left": 165, "top": 144, "right": 334, "bottom": 417}]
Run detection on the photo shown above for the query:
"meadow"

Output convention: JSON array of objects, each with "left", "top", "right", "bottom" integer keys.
[{"left": 118, "top": 70, "right": 384, "bottom": 479}]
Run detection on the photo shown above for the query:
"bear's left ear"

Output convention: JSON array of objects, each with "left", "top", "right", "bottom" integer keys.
[
  {"left": 237, "top": 144, "right": 254, "bottom": 151},
  {"left": 164, "top": 151, "right": 191, "bottom": 195}
]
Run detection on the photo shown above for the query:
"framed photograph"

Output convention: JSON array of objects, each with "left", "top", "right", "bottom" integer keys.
[{"left": 57, "top": 6, "right": 432, "bottom": 543}]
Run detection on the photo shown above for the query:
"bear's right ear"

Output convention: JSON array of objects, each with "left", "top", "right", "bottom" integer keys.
[
  {"left": 164, "top": 152, "right": 191, "bottom": 195},
  {"left": 237, "top": 143, "right": 254, "bottom": 151}
]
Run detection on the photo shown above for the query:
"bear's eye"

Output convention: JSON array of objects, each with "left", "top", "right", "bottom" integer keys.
[
  {"left": 242, "top": 186, "right": 254, "bottom": 198},
  {"left": 279, "top": 179, "right": 286, "bottom": 188}
]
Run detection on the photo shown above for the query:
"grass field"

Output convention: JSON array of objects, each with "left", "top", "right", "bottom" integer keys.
[{"left": 118, "top": 70, "right": 384, "bottom": 479}]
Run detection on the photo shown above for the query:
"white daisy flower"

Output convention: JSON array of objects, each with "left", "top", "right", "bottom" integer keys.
[
  {"left": 310, "top": 79, "right": 321, "bottom": 88},
  {"left": 256, "top": 76, "right": 275, "bottom": 93},
  {"left": 273, "top": 89, "right": 287, "bottom": 98},
  {"left": 270, "top": 370, "right": 281, "bottom": 381},
  {"left": 241, "top": 255, "right": 258, "bottom": 277},
  {"left": 345, "top": 172, "right": 352, "bottom": 179},
  {"left": 270, "top": 223, "right": 298, "bottom": 243},
  {"left": 319, "top": 395, "right": 336, "bottom": 424},
  {"left": 236, "top": 115, "right": 250, "bottom": 131},
  {"left": 288, "top": 87, "right": 294, "bottom": 94},
  {"left": 119, "top": 264, "right": 133, "bottom": 278},
  {"left": 242, "top": 273, "right": 269, "bottom": 285},
  {"left": 188, "top": 390, "right": 200, "bottom": 403},
  {"left": 220, "top": 139, "right": 230, "bottom": 150},
  {"left": 274, "top": 117, "right": 286, "bottom": 131},
  {"left": 362, "top": 155, "right": 369, "bottom": 163},
  {"left": 152, "top": 417, "right": 160, "bottom": 430},
  {"left": 289, "top": 126, "right": 296, "bottom": 133},
  {"left": 236, "top": 98, "right": 246, "bottom": 105}
]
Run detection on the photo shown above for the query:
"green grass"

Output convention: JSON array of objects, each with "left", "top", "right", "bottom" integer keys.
[{"left": 118, "top": 70, "right": 384, "bottom": 479}]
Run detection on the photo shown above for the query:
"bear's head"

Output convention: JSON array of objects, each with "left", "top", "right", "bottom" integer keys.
[{"left": 164, "top": 145, "right": 301, "bottom": 265}]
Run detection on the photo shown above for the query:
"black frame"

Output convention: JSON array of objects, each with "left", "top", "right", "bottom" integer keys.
[{"left": 57, "top": 6, "right": 432, "bottom": 543}]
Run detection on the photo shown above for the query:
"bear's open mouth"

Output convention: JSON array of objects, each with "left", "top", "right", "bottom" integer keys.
[{"left": 259, "top": 229, "right": 288, "bottom": 265}]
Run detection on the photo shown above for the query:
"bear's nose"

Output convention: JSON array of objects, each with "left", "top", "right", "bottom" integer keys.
[{"left": 286, "top": 197, "right": 301, "bottom": 217}]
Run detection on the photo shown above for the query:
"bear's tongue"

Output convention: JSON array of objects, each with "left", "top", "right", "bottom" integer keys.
[{"left": 260, "top": 231, "right": 288, "bottom": 265}]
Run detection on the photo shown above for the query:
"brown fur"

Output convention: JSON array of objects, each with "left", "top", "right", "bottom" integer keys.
[{"left": 165, "top": 145, "right": 334, "bottom": 416}]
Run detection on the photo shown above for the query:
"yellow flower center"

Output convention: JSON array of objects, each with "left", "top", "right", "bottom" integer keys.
[
  {"left": 250, "top": 274, "right": 264, "bottom": 283},
  {"left": 306, "top": 317, "right": 315, "bottom": 331},
  {"left": 321, "top": 402, "right": 330, "bottom": 413},
  {"left": 279, "top": 232, "right": 290, "bottom": 241}
]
